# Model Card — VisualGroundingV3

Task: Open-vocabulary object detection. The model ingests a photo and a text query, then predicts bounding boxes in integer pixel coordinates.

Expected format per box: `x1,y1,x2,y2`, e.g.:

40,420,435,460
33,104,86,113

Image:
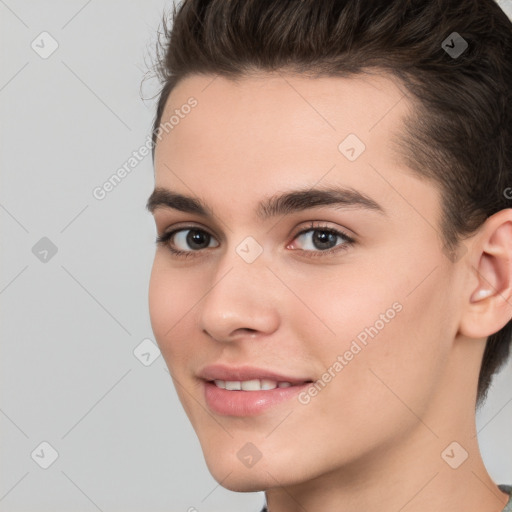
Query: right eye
155,227,219,257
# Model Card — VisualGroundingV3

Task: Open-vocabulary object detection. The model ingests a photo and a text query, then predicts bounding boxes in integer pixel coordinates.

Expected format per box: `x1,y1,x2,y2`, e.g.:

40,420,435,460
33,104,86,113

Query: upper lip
198,364,312,385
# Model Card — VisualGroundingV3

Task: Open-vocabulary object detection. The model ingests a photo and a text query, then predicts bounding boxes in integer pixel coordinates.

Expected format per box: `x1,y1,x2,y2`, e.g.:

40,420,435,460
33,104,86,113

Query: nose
198,251,280,343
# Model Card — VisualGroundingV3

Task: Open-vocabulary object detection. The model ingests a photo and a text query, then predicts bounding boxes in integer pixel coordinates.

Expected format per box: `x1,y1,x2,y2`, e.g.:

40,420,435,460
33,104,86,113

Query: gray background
1,1,512,511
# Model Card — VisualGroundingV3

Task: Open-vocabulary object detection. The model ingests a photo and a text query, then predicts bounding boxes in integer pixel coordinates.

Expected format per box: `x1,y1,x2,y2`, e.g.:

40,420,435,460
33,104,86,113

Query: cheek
283,261,406,357
148,260,173,341
148,256,200,368
291,256,454,410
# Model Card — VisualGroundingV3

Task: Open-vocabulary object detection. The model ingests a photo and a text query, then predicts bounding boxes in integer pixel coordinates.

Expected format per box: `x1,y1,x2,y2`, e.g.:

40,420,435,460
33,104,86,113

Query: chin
217,476,268,493
201,443,320,493
202,457,269,491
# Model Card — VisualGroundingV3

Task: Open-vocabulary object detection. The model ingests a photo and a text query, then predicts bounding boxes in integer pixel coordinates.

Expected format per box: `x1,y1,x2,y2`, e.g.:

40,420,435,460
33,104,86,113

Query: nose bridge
198,236,280,340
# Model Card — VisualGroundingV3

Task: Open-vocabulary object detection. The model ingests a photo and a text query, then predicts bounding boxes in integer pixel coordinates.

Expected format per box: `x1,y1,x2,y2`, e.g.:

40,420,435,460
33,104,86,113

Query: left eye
288,225,355,254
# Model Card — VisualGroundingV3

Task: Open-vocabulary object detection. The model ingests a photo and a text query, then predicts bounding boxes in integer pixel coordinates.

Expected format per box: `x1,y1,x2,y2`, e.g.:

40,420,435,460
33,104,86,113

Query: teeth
261,379,277,390
213,379,294,391
241,379,261,391
225,380,241,390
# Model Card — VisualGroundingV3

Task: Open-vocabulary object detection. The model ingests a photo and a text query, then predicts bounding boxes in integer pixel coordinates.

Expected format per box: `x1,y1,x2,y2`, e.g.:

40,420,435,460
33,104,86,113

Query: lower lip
203,380,312,416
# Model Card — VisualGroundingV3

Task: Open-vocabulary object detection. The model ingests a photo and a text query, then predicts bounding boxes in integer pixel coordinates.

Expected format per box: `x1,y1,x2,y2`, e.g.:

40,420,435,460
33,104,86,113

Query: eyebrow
146,185,386,220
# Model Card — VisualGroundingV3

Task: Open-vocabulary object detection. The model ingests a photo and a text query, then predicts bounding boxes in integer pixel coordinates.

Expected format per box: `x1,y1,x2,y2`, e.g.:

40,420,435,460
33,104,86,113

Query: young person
145,1,512,510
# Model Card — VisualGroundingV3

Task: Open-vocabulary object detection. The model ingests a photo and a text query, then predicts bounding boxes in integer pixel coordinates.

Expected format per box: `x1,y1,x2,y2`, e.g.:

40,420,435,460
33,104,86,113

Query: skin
147,71,512,512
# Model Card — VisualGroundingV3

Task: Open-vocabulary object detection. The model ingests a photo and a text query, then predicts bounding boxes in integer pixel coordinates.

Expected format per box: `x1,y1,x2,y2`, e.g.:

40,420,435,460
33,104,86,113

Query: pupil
313,230,336,249
187,230,210,249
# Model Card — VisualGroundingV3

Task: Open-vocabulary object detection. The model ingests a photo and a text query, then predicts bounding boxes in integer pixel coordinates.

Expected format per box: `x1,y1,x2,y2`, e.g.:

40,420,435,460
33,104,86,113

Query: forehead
155,71,411,169
153,71,434,224
157,71,409,150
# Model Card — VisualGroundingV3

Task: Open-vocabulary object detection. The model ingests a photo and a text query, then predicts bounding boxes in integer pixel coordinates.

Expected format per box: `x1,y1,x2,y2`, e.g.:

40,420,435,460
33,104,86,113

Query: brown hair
150,0,512,407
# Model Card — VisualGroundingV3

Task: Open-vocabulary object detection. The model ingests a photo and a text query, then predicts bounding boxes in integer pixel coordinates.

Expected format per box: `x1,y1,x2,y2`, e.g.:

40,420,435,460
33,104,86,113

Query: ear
458,209,512,339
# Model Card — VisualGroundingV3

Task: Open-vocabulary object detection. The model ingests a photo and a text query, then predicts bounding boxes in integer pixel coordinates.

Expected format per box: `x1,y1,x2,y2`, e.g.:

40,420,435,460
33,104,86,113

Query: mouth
198,363,313,386
198,364,315,416
208,378,313,391
202,378,314,416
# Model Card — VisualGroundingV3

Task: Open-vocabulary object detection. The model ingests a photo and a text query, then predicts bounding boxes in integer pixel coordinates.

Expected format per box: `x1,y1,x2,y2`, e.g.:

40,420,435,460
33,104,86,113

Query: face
147,72,465,491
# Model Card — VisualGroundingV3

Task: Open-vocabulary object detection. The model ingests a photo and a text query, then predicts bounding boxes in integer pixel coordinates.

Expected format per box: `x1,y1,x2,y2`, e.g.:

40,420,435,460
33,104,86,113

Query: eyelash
155,221,356,260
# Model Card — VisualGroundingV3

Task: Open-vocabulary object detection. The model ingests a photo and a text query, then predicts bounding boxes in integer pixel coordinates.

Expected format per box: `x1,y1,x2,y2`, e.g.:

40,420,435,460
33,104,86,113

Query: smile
212,379,295,390
203,380,313,416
